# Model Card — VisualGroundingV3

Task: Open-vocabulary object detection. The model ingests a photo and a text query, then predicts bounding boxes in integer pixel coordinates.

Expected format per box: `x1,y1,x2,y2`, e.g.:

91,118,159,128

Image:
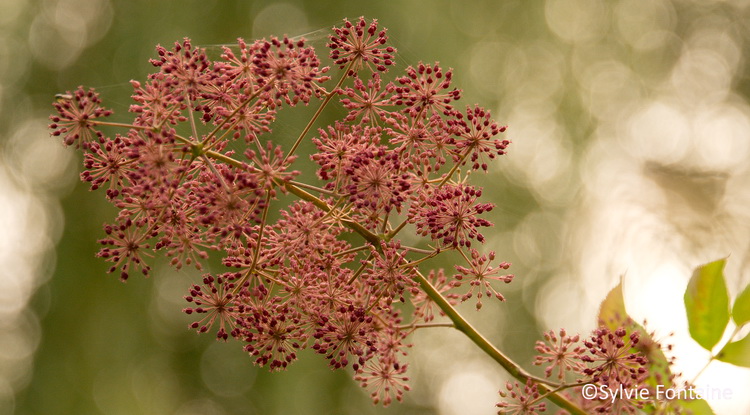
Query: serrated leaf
716,333,750,367
684,259,730,350
732,283,750,326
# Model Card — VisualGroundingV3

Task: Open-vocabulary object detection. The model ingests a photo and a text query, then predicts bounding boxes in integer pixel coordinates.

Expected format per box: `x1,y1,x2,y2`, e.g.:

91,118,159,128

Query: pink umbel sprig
354,357,411,407
363,241,417,303
50,86,112,148
339,73,396,125
97,217,153,281
409,182,495,248
533,329,586,380
451,104,509,171
250,36,330,108
387,112,455,171
312,304,378,371
129,75,187,128
183,272,245,340
344,146,411,227
453,249,513,310
311,122,381,190
150,38,211,101
582,327,648,386
393,61,461,118
80,134,134,199
328,16,395,74
51,17,549,411
240,301,307,371
496,379,547,415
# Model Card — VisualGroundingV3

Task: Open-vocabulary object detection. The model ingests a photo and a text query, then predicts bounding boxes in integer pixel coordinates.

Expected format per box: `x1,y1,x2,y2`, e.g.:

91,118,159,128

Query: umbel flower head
582,327,648,386
51,16,515,407
328,17,395,74
496,379,546,415
49,87,113,148
533,329,585,380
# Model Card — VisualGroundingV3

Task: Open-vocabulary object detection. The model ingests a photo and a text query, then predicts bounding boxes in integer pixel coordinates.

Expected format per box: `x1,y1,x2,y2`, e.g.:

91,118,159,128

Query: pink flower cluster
528,327,653,414
51,17,514,406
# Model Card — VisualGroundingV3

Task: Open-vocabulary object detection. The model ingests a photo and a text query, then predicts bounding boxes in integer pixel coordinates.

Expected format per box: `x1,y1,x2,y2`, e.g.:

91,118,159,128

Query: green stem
284,184,380,246
412,269,587,415
399,322,455,330
284,60,355,163
288,180,340,196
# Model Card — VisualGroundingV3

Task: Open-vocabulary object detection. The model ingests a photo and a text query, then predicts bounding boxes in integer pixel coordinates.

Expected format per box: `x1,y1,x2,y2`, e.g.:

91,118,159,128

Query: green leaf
732,283,750,326
677,396,716,415
716,333,750,367
598,280,675,392
598,280,627,330
684,259,730,350
644,394,715,415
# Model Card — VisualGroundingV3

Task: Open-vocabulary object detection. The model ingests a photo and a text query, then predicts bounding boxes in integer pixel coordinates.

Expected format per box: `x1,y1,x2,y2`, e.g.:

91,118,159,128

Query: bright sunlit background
2,0,750,414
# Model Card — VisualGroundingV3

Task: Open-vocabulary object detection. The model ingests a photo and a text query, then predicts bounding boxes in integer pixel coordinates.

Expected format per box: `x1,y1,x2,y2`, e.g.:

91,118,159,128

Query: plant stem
412,269,587,415
284,60,355,163
399,322,455,330
288,180,340,196
284,184,381,246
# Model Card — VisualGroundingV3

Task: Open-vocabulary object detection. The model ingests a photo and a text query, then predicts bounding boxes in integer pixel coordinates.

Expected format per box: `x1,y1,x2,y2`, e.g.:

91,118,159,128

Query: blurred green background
2,0,750,414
